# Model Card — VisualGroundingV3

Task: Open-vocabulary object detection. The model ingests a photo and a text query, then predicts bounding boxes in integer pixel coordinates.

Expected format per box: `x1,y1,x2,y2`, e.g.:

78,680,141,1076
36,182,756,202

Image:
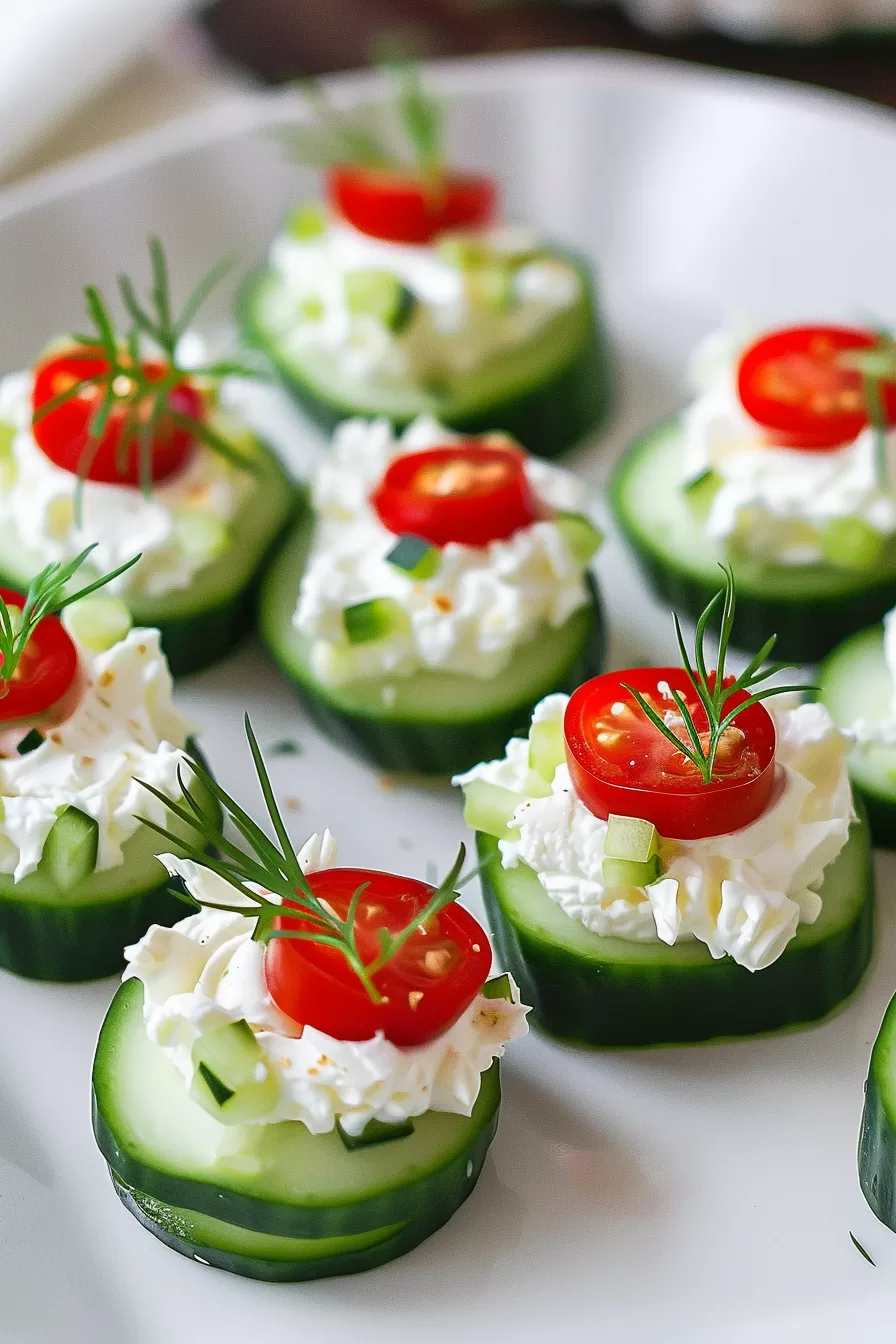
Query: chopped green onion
555,512,603,566
819,516,885,571
386,534,440,580
342,597,407,645
63,596,132,653
286,204,327,241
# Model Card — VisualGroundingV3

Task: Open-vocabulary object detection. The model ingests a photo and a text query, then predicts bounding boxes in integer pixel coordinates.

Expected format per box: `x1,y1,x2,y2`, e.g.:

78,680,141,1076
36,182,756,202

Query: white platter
2,51,896,1344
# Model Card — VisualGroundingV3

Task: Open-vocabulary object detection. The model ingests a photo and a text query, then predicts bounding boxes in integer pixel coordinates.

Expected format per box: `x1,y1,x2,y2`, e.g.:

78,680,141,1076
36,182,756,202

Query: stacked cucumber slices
90,730,527,1281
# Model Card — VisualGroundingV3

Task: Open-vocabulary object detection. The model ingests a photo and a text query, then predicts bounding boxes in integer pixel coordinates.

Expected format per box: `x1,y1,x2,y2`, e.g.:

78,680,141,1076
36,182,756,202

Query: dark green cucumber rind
0,437,298,678
92,979,501,1238
258,501,605,775
817,625,896,850
109,1169,484,1283
860,993,896,1230
237,248,612,461
476,815,874,1048
609,419,896,662
0,738,218,982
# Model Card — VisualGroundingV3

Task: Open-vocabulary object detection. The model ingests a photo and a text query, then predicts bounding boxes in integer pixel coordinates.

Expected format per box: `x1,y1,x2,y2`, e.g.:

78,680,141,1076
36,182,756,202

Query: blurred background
2,0,895,188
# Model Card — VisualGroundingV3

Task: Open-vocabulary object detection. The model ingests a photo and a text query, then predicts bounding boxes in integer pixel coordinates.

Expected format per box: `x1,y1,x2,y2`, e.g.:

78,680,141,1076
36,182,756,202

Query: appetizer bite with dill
0,548,217,981
92,723,527,1282
259,416,604,774
456,570,872,1047
611,324,896,661
240,63,609,459
0,238,295,676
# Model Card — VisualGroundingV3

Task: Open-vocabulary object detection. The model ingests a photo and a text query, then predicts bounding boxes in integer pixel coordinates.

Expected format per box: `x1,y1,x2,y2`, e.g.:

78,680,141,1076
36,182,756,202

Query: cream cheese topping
680,326,896,566
124,835,528,1136
0,627,193,881
267,217,581,385
455,693,854,972
0,370,253,599
294,416,594,685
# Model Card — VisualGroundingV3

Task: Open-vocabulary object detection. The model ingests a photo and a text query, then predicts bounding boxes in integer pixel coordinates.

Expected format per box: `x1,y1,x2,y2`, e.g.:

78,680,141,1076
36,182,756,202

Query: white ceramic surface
1,51,896,1344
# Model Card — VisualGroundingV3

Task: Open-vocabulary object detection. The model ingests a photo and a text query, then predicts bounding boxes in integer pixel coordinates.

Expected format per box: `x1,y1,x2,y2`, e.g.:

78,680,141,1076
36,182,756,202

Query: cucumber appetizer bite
92,727,527,1282
456,570,873,1047
240,64,608,459
0,547,218,981
260,416,605,774
818,607,896,846
0,239,295,677
611,324,896,661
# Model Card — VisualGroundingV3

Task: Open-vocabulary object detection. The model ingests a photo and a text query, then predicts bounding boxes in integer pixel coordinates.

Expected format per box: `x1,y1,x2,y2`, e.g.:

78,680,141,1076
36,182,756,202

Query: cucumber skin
0,739,217,983
609,422,896,663
237,249,612,461
859,992,896,1232
264,575,605,776
109,1168,484,1283
476,824,874,1048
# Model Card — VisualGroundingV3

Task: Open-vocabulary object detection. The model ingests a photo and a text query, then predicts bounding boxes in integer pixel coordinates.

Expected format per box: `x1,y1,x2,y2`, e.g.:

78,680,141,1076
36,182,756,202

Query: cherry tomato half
0,587,84,728
371,440,537,548
32,347,204,485
265,868,491,1046
327,166,497,244
737,325,896,451
563,667,777,840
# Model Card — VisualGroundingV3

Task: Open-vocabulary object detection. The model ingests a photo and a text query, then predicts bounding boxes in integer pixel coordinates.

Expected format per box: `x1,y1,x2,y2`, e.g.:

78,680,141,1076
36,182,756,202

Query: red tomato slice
563,667,777,840
265,868,491,1046
32,347,203,484
327,166,497,244
737,325,896,450
371,441,538,547
0,587,83,727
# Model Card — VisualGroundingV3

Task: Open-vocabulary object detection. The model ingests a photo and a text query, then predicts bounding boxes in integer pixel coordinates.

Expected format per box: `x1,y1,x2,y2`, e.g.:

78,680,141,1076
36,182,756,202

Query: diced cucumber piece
482,972,513,1002
462,779,523,839
468,265,514,313
63,596,132,652
174,514,231,563
342,597,407,646
820,517,885,571
16,729,44,756
0,421,15,487
682,467,723,521
385,534,440,580
528,716,566,782
299,296,325,321
345,271,416,334
190,1019,279,1125
38,805,99,890
336,1117,415,1152
604,814,658,863
602,855,660,889
556,511,603,566
435,235,488,270
286,204,327,241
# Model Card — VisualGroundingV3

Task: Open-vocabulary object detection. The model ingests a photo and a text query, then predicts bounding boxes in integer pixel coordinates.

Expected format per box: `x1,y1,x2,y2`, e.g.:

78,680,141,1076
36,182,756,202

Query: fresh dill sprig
621,566,810,786
136,715,466,1004
0,545,140,695
280,62,443,183
32,237,264,504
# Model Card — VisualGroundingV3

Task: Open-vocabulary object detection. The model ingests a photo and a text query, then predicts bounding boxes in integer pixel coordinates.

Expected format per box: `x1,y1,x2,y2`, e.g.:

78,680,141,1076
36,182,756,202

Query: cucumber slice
63,596,132,652
344,270,416,334
258,500,605,775
476,814,873,1048
817,624,896,847
336,1117,415,1151
859,990,896,1232
38,806,99,891
343,597,408,646
0,434,297,677
609,419,896,661
386,534,440,580
111,1174,463,1283
92,978,501,1240
238,245,611,461
555,512,603,566
0,739,219,982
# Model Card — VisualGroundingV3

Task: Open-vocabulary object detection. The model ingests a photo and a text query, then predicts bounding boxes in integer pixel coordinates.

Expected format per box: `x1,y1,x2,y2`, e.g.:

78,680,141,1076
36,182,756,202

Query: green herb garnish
32,237,263,508
838,332,896,490
137,716,467,1004
621,566,810,786
0,545,139,696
